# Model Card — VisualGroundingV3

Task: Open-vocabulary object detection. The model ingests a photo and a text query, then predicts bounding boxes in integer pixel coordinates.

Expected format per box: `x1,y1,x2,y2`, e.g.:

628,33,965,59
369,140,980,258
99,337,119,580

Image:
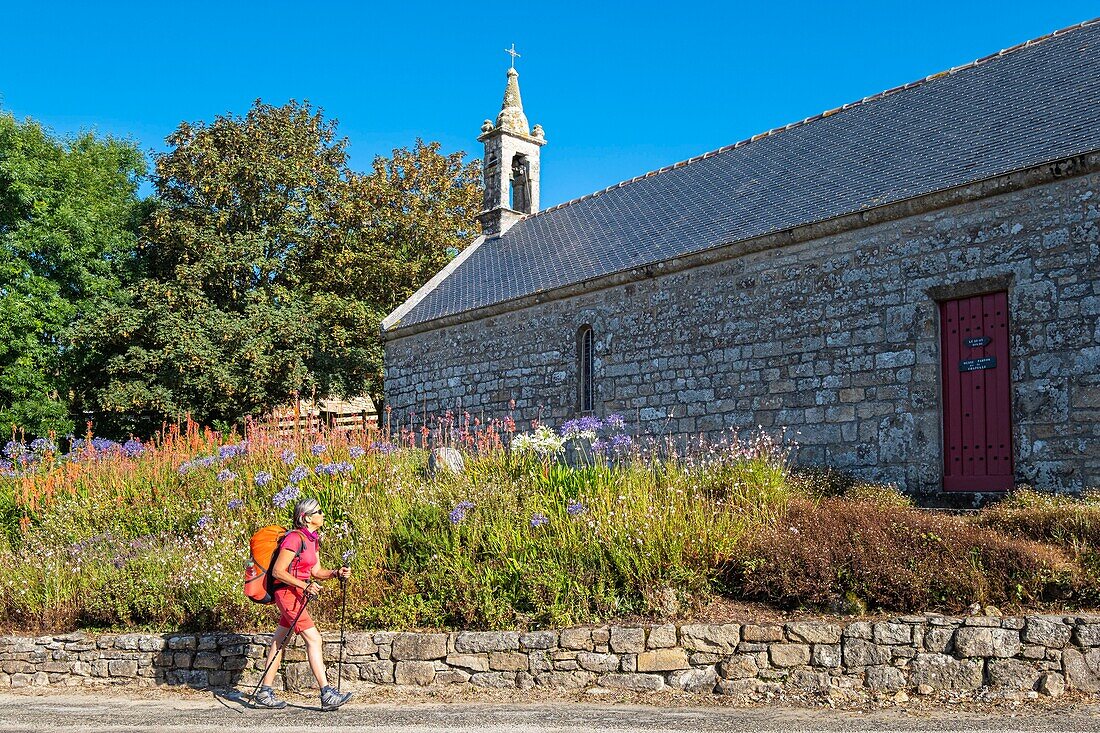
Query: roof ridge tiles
528,17,1099,221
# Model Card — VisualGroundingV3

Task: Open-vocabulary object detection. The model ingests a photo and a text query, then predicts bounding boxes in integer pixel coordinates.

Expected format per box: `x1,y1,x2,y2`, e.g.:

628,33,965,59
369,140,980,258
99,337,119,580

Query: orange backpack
244,526,305,604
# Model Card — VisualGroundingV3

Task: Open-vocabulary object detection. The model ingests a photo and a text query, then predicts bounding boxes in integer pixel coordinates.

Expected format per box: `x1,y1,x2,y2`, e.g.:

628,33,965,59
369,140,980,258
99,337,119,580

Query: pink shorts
273,585,314,633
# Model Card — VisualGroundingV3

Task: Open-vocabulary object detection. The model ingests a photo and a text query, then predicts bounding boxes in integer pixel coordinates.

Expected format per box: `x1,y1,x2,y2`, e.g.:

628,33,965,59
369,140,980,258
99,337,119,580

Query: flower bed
0,418,1097,633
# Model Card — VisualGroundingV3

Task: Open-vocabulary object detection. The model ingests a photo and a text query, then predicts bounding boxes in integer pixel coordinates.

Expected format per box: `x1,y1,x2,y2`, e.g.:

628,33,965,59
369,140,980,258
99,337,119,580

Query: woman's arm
311,563,351,581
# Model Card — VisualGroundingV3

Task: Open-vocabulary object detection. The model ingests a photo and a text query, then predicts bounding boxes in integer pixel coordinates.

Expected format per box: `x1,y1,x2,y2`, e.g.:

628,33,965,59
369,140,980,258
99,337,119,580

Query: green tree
0,113,145,438
83,100,481,434
81,101,341,434
306,140,482,403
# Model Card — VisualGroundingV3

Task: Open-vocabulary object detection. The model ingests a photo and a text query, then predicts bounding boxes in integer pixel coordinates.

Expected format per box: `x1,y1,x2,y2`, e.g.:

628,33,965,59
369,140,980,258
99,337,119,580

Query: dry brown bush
977,490,1100,546
976,490,1100,605
728,498,1074,613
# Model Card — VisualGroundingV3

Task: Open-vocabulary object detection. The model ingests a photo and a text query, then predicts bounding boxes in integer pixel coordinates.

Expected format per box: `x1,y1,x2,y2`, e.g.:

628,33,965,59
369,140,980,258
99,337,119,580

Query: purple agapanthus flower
216,469,237,483
3,441,28,460
91,437,120,453
273,484,300,509
281,449,297,465
30,438,57,454
348,446,366,459
310,444,327,456
611,434,633,450
254,471,273,487
604,414,626,431
218,443,247,460
315,462,354,476
529,513,549,528
578,415,603,433
72,437,120,456
288,466,309,484
449,500,475,525
195,515,213,530
371,441,398,455
566,500,586,516
121,439,145,457
227,498,244,510
177,456,215,475
560,415,604,439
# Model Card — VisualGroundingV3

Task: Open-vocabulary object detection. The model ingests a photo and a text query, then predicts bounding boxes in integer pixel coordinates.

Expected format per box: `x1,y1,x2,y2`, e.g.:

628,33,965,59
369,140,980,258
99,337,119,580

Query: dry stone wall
384,165,1100,494
5,615,1100,699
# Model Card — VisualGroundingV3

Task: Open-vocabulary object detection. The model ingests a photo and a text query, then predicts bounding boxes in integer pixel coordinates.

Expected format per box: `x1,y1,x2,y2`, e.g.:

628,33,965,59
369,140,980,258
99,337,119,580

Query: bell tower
478,46,546,237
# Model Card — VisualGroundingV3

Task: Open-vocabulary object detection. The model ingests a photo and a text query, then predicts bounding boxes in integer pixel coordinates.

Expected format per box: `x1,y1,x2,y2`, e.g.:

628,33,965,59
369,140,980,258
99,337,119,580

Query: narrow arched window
577,325,594,413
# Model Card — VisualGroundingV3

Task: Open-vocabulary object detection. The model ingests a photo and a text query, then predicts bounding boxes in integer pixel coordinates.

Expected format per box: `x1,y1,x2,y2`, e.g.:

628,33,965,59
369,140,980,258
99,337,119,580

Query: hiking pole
250,590,314,704
336,550,354,693
336,575,347,693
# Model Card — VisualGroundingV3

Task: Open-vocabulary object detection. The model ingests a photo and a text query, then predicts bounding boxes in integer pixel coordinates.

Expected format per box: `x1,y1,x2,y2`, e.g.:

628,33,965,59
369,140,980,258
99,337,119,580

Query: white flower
511,425,565,456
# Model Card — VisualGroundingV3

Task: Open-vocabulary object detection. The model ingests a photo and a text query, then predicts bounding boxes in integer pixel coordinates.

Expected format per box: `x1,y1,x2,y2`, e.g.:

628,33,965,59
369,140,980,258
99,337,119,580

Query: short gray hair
292,498,321,529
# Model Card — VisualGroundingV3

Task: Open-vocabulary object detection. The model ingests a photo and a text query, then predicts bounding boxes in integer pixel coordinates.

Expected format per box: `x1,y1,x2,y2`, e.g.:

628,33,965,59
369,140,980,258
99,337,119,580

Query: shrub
844,481,912,508
978,488,1100,545
730,497,1073,613
977,488,1100,605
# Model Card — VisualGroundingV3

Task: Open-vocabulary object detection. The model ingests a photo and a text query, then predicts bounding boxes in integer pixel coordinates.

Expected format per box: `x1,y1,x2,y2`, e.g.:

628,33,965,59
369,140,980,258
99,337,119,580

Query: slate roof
389,20,1100,332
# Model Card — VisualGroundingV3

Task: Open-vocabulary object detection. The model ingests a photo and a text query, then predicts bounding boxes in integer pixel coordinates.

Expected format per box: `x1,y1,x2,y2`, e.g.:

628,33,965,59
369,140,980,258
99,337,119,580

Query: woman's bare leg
300,626,329,689
260,625,291,687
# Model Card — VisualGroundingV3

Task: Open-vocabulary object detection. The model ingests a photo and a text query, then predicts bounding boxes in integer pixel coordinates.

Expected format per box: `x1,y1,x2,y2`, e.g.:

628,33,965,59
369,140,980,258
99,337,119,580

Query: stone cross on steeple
477,54,547,237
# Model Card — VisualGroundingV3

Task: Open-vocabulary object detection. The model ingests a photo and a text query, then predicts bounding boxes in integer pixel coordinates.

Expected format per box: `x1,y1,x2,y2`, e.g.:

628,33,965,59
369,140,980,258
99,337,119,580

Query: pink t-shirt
278,529,318,583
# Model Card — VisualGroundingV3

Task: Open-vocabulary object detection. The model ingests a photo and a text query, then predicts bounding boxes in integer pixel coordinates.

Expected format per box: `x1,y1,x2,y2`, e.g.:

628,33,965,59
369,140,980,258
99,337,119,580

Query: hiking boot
320,685,352,711
254,685,287,709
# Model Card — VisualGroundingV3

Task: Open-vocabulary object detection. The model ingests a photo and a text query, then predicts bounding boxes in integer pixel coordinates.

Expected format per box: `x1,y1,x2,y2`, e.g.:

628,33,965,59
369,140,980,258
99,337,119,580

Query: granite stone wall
5,616,1100,698
384,165,1100,494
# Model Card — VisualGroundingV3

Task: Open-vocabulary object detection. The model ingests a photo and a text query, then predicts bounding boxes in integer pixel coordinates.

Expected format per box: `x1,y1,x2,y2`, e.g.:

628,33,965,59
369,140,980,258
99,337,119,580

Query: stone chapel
383,22,1100,495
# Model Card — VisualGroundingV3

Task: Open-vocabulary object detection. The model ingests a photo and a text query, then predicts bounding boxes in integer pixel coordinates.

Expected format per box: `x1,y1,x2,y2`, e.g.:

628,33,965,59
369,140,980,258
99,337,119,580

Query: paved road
3,692,1100,732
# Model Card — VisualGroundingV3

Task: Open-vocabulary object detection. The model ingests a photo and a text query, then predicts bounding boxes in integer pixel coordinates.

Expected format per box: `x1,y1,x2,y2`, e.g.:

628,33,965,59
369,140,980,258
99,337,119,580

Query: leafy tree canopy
81,100,481,435
0,113,145,438
307,139,482,402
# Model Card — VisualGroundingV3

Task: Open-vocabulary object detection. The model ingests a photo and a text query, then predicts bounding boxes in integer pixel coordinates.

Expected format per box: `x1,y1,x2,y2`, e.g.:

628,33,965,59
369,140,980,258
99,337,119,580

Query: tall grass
0,419,790,632
5,422,1098,633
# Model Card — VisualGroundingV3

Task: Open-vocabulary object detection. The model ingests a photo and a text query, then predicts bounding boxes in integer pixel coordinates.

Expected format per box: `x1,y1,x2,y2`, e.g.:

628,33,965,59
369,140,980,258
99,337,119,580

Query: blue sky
1,1,1096,207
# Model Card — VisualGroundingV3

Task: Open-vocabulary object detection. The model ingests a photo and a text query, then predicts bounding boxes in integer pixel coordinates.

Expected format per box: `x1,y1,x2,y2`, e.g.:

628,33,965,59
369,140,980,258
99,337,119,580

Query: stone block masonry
5,615,1100,698
384,163,1100,494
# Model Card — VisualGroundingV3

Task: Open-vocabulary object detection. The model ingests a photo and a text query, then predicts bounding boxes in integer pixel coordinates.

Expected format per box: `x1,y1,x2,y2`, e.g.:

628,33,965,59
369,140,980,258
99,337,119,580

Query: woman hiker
254,497,353,711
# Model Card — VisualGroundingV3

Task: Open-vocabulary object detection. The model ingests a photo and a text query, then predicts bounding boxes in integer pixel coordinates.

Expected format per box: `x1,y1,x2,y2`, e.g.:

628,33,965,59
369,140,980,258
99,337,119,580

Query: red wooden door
940,292,1013,492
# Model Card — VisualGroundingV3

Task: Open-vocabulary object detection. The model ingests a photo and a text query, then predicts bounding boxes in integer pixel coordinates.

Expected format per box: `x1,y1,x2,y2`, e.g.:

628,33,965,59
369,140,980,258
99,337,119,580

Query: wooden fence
265,397,378,436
